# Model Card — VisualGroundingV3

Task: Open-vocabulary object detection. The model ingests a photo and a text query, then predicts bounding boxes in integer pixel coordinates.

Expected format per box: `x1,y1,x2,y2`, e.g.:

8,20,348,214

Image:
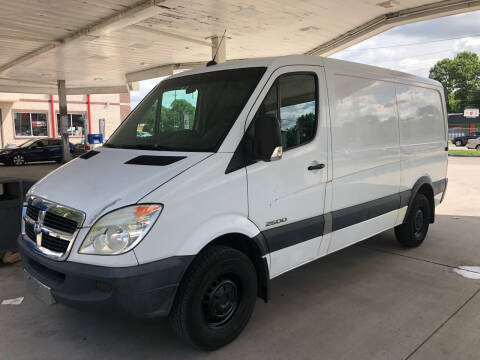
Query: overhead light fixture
232,5,262,17
131,43,151,49
376,0,399,8
88,55,109,60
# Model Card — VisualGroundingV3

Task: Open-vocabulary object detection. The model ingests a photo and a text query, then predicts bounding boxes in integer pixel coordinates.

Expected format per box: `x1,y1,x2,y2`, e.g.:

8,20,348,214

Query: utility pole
57,80,70,163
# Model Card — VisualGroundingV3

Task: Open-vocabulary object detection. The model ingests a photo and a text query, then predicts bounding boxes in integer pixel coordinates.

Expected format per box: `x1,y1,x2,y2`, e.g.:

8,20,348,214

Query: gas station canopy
1,0,479,94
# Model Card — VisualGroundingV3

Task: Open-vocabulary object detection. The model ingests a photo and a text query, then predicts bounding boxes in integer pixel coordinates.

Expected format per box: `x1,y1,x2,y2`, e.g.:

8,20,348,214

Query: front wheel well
203,233,270,302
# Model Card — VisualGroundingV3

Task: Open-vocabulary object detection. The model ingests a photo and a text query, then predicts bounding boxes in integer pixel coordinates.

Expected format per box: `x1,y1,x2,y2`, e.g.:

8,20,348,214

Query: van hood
29,147,211,226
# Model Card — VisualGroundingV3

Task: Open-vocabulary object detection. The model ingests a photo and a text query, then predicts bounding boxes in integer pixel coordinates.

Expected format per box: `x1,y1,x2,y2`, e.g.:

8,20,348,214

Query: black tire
169,246,257,350
12,154,25,166
395,193,431,247
455,140,462,146
476,145,480,151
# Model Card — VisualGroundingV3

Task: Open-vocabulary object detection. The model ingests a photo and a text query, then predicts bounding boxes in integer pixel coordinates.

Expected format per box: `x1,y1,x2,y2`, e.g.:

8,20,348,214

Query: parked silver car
466,137,480,150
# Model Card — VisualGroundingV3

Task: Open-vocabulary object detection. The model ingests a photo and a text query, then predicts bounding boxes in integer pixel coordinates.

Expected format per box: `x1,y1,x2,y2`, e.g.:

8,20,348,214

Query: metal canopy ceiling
0,0,479,94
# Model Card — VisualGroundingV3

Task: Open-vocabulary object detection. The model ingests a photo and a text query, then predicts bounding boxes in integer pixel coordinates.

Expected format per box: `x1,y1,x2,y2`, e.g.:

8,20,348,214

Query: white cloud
331,10,480,78
130,77,165,109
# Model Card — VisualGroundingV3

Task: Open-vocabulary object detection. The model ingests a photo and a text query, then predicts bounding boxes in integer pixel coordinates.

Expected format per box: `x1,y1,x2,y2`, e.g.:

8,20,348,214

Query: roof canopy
1,0,479,94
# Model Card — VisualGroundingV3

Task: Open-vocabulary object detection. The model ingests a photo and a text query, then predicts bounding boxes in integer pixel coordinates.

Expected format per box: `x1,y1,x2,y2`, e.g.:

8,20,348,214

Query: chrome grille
26,205,40,221
25,221,36,240
23,197,85,261
41,233,70,253
25,222,70,253
43,212,77,234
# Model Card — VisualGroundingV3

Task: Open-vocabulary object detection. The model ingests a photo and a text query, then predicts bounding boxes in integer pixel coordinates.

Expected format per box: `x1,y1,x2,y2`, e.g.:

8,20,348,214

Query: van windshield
106,67,266,152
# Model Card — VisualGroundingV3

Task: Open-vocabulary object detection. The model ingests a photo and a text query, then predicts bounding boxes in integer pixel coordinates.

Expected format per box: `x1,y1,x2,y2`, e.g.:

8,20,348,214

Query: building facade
0,93,131,148
448,113,480,140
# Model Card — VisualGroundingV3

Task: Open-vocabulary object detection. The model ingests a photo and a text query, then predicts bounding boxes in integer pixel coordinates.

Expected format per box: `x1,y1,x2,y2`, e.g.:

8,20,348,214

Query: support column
49,94,56,138
57,80,70,163
211,35,226,63
86,94,92,144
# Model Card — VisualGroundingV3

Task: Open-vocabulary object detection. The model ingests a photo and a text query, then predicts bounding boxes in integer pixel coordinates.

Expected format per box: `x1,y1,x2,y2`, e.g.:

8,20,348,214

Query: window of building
14,112,48,137
56,113,85,137
255,73,317,150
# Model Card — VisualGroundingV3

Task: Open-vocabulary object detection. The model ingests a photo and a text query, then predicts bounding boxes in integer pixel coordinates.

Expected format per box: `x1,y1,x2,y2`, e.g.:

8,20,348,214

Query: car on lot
466,137,480,150
452,132,480,146
20,55,448,350
72,139,104,157
0,138,74,165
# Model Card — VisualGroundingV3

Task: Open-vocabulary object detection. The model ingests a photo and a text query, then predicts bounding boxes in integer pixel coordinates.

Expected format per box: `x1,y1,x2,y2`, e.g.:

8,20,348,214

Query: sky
130,10,480,108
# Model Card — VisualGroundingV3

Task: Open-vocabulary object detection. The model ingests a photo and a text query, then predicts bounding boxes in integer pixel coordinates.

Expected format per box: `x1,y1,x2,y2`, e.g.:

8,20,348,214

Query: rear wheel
476,145,480,150
169,246,257,350
455,140,462,146
395,193,431,248
12,154,25,166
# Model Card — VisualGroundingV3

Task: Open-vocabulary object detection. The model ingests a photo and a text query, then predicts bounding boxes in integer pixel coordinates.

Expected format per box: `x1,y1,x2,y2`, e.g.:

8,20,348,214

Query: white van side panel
325,72,400,252
329,209,399,254
396,84,448,191
330,75,401,210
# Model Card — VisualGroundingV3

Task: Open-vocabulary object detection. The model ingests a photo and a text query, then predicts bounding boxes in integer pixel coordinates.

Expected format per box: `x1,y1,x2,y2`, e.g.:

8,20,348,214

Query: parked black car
0,138,74,166
452,132,480,146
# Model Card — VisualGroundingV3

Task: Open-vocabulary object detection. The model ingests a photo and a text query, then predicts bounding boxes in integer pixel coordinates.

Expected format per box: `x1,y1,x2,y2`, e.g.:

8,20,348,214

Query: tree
429,51,480,112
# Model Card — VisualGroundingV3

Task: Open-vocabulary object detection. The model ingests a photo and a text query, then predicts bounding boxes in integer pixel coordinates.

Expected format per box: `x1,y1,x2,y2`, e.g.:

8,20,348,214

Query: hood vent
125,155,186,166
80,150,100,159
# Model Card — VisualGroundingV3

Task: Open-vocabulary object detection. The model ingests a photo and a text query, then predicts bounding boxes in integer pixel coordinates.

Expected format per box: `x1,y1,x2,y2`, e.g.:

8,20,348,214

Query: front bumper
0,153,12,163
18,235,193,318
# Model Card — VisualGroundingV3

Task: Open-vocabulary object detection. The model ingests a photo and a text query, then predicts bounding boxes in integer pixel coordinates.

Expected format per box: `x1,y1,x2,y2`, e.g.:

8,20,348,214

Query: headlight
79,204,162,255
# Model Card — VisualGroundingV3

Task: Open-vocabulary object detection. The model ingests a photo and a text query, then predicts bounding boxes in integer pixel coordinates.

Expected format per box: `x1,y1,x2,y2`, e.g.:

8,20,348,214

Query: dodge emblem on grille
33,221,41,235
34,209,47,247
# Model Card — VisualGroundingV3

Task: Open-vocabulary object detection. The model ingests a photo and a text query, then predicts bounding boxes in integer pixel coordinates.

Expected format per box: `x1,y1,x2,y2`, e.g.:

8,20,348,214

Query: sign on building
464,108,479,118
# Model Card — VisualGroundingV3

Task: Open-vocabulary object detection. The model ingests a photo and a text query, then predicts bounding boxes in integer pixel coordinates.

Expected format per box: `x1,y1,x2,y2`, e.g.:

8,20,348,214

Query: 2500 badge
265,218,287,227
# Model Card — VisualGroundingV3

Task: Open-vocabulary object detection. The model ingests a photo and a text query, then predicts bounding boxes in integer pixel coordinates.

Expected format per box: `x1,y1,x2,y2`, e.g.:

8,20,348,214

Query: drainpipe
49,94,56,138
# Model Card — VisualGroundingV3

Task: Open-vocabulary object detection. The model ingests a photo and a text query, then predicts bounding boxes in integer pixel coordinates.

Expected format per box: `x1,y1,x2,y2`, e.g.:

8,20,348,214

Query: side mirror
252,116,283,162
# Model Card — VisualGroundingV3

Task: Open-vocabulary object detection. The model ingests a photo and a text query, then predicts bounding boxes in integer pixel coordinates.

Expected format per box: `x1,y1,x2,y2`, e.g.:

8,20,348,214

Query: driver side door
27,140,47,161
246,66,329,277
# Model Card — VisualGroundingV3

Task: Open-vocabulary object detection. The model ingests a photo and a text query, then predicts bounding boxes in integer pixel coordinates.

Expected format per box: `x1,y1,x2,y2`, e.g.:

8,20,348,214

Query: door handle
308,163,325,171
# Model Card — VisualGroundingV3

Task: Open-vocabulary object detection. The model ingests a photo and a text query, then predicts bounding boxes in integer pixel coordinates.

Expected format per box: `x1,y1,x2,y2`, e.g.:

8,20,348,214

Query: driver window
254,73,317,151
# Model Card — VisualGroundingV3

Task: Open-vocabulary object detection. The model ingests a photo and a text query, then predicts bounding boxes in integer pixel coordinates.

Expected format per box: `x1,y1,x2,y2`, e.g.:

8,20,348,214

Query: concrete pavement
1,157,480,360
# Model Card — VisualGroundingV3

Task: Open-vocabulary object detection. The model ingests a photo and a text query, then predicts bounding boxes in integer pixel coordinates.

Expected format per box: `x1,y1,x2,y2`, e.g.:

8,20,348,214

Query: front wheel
455,140,463,146
169,246,257,350
12,154,25,166
395,193,431,248
476,145,480,150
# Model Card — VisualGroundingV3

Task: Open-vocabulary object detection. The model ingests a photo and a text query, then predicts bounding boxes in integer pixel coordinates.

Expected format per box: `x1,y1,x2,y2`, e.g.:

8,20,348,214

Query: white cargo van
20,55,448,350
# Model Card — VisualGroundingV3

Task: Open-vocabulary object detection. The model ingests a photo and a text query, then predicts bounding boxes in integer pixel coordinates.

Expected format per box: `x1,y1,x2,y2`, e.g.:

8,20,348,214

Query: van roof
170,54,441,88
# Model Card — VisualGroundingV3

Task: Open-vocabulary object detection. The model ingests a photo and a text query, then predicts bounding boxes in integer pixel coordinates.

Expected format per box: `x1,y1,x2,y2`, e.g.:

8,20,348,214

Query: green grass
448,149,480,156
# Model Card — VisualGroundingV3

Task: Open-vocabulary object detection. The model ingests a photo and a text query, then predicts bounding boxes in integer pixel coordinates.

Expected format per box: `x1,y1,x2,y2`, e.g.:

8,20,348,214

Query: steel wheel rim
414,208,424,234
202,275,240,327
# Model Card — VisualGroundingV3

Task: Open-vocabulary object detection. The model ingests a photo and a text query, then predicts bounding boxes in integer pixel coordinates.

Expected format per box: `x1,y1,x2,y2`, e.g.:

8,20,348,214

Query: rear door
45,139,62,160
27,140,47,161
246,66,329,277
